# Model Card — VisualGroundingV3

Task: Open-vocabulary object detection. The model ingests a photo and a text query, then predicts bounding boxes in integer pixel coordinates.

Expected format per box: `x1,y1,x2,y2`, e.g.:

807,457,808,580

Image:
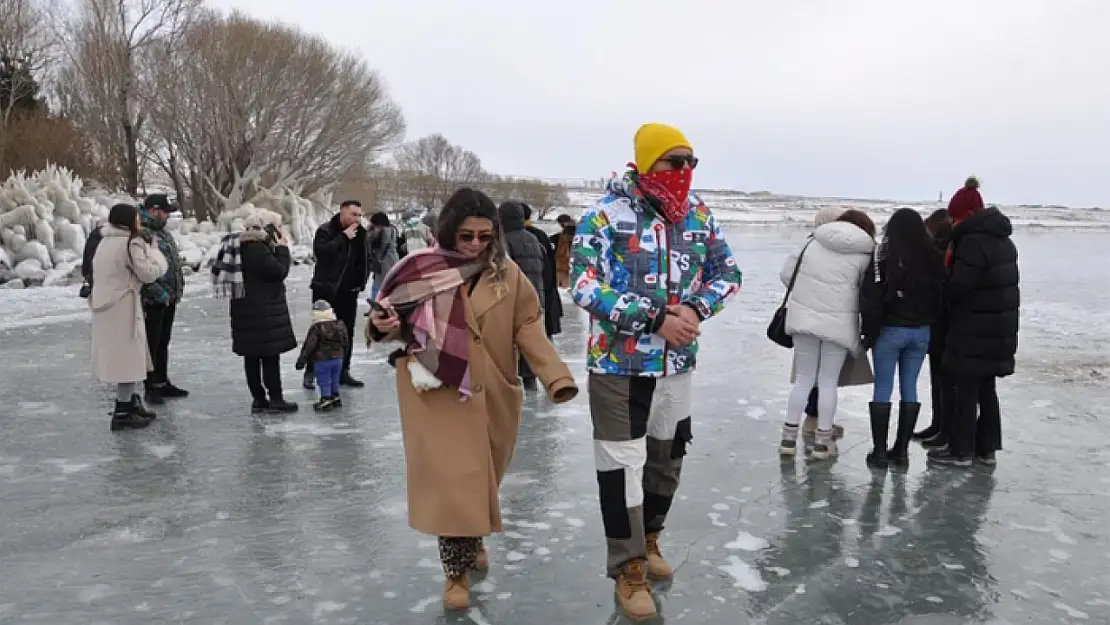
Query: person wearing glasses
570,123,743,620
367,188,578,611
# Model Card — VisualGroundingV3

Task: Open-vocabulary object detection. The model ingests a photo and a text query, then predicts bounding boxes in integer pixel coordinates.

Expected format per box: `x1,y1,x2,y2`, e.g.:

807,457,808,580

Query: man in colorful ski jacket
570,123,742,620
138,194,188,404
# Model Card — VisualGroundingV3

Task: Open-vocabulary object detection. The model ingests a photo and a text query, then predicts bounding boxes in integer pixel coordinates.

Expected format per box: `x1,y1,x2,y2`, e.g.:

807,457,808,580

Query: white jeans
787,334,849,432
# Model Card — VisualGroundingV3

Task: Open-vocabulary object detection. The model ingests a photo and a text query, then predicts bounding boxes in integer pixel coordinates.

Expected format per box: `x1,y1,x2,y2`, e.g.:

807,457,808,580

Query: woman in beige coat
369,188,578,611
89,203,169,431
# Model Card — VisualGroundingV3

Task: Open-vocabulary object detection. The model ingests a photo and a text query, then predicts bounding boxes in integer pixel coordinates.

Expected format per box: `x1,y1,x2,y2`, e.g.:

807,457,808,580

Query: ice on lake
0,226,1107,623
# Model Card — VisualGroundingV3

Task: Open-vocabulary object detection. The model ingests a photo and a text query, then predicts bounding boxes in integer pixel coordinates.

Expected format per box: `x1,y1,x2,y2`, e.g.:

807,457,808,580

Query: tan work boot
615,559,657,621
443,573,470,610
473,542,489,571
803,415,844,439
645,532,674,580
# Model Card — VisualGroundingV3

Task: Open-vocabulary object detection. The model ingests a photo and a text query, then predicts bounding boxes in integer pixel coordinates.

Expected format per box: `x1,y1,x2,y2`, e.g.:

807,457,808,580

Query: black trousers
928,350,956,436
143,302,177,384
244,355,283,400
950,375,1002,457
308,287,359,375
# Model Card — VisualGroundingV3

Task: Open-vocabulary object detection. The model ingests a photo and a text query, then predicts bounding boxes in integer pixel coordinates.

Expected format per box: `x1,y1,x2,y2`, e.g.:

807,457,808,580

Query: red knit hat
947,176,984,222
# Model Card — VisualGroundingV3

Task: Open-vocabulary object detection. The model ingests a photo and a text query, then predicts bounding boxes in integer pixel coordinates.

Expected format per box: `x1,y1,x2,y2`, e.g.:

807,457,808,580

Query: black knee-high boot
866,402,892,469
888,402,922,465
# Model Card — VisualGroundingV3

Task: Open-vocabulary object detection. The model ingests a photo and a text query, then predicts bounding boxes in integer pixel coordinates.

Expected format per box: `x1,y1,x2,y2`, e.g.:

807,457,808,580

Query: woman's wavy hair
436,187,507,282
877,207,944,304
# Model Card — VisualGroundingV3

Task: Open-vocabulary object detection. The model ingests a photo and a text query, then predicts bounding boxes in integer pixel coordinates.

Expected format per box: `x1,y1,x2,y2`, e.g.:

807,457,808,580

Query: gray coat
369,225,400,278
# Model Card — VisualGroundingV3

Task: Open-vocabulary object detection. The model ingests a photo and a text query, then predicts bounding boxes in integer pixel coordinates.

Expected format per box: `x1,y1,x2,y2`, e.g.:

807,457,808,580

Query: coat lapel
466,271,506,332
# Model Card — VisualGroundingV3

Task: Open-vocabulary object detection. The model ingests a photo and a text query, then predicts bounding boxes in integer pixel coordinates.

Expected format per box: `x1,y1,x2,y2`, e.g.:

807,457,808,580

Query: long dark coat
943,207,1020,378
230,230,298,357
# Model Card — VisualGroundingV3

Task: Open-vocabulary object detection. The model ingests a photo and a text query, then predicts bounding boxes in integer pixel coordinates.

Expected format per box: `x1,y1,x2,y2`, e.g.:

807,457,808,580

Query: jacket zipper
655,221,671,377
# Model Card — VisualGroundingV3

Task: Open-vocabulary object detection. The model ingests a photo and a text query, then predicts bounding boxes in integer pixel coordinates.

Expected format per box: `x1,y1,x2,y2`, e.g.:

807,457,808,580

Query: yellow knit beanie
634,123,692,173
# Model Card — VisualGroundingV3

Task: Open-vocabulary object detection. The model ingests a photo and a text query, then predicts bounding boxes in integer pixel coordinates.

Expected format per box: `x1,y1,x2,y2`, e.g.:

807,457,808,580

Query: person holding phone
306,200,371,389
367,188,578,611
213,212,299,414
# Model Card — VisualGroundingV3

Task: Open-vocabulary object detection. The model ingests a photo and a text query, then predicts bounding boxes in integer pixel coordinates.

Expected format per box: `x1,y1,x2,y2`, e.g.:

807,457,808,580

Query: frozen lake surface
1,226,1108,624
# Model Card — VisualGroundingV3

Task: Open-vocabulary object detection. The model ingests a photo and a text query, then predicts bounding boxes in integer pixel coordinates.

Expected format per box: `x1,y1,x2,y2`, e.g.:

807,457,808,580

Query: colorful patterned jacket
570,173,742,377
139,209,184,306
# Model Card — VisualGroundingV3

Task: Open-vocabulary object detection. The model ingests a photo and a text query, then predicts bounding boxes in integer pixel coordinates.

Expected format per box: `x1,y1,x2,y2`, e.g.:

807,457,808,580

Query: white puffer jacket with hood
781,221,875,354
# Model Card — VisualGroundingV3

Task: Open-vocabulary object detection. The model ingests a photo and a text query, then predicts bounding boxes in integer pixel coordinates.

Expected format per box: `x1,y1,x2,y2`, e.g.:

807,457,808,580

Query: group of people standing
81,121,1018,621
775,176,1020,470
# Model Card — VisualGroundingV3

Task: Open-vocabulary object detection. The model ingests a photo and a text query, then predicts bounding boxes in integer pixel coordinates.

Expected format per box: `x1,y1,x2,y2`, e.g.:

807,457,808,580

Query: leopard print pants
438,537,481,579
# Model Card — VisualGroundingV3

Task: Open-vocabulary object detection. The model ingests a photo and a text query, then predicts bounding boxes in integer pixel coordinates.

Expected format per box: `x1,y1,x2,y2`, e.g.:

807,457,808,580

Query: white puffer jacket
781,221,875,353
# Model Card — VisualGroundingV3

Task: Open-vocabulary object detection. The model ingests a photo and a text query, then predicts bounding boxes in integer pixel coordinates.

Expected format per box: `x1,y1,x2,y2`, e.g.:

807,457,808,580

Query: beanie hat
143,193,172,212
814,206,846,228
633,123,692,173
312,299,335,323
947,176,984,222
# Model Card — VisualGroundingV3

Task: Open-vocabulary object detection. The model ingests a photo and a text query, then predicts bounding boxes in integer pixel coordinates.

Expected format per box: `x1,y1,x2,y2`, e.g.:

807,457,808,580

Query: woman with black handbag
775,210,876,460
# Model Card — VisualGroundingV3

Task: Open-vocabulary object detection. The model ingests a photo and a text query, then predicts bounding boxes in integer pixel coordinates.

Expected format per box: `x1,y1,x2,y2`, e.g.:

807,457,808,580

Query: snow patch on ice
565,517,585,528
712,503,730,511
725,531,769,551
145,445,175,459
1052,602,1089,619
467,608,494,625
746,407,766,420
809,500,829,509
845,557,860,568
718,556,767,592
312,601,345,619
926,596,943,604
506,550,527,562
708,512,727,527
1049,549,1071,561
410,596,439,613
875,525,902,537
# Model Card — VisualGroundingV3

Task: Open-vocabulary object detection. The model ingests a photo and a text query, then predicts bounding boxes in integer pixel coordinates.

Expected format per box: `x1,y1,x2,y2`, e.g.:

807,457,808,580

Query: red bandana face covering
636,166,693,224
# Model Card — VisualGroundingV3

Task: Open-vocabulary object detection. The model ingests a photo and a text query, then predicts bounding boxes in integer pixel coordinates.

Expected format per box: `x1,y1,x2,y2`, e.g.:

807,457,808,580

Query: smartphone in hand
369,300,393,318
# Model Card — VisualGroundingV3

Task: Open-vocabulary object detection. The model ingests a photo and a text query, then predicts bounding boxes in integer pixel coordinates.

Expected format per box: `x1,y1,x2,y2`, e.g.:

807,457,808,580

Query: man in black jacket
498,201,548,390
519,203,563,338
929,203,1019,468
306,200,370,389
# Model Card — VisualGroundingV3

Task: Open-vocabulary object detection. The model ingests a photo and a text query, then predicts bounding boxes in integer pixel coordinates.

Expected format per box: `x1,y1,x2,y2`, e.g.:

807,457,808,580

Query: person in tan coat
369,187,578,612
89,203,169,431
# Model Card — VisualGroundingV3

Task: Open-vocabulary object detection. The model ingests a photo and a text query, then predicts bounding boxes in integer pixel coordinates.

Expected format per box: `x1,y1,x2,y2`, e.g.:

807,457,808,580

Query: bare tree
0,0,58,171
56,0,198,194
393,133,485,210
144,10,405,219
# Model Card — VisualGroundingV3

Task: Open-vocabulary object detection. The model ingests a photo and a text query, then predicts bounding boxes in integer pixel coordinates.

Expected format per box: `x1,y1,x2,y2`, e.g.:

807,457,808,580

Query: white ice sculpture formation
0,166,328,288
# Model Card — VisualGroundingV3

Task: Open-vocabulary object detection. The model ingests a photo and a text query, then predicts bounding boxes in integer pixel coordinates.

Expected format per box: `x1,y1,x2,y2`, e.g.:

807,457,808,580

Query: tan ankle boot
443,573,470,610
615,560,657,621
803,416,844,439
473,542,489,571
645,532,674,580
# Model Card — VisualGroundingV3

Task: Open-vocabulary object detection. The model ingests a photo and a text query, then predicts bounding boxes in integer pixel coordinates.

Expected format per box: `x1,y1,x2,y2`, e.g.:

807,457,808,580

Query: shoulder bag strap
780,237,815,307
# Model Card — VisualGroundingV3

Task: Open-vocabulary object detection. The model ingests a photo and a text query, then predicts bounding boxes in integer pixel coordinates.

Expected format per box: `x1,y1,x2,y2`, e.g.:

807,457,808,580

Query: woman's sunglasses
458,231,494,243
661,155,699,170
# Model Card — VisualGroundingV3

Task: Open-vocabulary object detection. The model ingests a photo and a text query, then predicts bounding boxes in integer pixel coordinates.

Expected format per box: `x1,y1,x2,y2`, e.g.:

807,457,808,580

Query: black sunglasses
458,231,494,243
661,155,698,170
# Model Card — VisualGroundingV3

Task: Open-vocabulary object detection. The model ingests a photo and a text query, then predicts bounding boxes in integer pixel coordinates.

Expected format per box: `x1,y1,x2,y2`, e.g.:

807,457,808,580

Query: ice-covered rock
0,278,25,289
1,166,326,289
42,268,73,287
13,259,45,283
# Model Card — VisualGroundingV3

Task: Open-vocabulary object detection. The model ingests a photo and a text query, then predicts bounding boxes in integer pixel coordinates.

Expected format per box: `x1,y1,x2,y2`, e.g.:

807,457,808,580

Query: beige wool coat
373,259,578,537
89,226,169,383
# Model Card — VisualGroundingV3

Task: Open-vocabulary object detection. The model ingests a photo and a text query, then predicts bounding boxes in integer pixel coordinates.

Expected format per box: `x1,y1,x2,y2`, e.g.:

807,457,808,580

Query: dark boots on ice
866,402,892,469
111,401,152,431
887,402,922,466
131,394,157,420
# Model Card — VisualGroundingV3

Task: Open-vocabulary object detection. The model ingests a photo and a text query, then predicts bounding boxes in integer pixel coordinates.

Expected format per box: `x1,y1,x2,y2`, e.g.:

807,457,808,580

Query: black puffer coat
943,207,1020,377
498,202,546,309
230,230,298,357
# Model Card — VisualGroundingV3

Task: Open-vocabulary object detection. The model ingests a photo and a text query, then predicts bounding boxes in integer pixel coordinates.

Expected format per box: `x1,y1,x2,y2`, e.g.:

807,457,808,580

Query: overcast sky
209,0,1108,207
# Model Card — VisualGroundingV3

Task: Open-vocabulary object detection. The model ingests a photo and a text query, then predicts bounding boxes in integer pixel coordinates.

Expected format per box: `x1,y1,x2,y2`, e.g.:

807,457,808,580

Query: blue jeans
872,326,931,403
314,358,343,398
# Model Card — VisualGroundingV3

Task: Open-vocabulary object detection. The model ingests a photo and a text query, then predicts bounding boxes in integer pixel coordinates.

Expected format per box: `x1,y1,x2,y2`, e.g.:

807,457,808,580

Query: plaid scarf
210,232,246,300
378,248,484,398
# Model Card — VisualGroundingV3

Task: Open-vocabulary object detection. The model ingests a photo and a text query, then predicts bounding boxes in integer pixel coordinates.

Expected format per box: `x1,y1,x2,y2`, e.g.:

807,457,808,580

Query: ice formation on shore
0,167,326,289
